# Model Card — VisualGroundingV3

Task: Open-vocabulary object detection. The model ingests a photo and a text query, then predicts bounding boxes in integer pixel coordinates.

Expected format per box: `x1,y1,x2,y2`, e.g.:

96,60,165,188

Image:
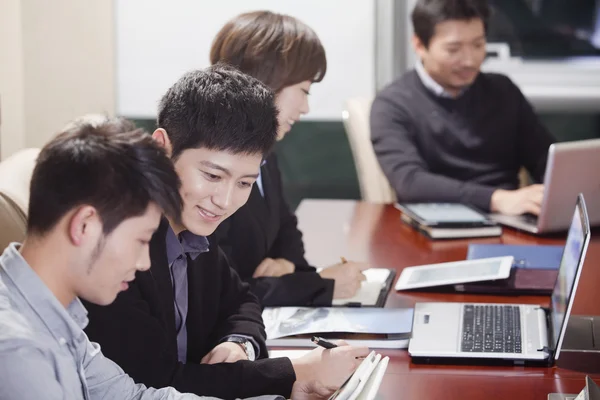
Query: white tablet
395,256,514,291
355,356,389,400
329,351,379,400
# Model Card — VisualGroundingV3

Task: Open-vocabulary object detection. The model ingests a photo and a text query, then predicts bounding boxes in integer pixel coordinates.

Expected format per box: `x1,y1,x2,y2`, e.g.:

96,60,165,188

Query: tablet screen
404,203,487,223
395,256,513,290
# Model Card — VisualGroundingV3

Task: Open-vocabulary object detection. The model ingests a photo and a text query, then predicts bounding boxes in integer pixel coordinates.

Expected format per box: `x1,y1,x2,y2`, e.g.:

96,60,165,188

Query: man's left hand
253,257,295,278
200,342,247,364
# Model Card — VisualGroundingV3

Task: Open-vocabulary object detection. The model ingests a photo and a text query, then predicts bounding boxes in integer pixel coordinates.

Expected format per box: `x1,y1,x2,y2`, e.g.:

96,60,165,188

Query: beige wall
0,0,115,158
0,0,26,159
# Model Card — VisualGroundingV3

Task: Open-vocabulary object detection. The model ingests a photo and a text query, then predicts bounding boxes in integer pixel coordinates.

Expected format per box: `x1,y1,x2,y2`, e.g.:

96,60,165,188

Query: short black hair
412,0,491,48
157,64,278,161
27,117,183,237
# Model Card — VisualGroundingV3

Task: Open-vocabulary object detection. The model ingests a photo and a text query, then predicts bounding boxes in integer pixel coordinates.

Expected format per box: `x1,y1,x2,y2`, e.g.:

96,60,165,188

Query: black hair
27,117,183,236
157,64,279,161
412,0,491,47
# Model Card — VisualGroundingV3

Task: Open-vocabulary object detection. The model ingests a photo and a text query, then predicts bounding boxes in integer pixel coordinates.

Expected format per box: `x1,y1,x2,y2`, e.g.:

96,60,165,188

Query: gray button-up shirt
0,243,281,400
165,228,259,363
165,227,210,363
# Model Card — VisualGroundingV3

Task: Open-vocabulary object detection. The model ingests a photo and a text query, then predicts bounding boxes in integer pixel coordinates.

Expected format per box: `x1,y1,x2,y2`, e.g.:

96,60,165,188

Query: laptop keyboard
461,305,522,353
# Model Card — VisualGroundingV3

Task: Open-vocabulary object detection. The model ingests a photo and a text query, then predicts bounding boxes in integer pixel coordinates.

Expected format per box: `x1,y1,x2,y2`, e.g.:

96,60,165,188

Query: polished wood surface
295,199,600,399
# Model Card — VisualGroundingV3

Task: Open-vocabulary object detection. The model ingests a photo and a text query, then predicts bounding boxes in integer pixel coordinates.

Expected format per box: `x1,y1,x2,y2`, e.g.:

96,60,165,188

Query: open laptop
409,194,591,365
491,139,600,234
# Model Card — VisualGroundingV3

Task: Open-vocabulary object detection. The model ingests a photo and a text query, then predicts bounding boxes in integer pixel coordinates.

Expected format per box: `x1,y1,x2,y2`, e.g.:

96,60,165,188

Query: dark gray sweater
370,70,555,211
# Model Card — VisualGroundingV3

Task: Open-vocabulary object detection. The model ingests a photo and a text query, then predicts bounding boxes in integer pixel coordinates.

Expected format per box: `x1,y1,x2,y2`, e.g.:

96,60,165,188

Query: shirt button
58,338,67,345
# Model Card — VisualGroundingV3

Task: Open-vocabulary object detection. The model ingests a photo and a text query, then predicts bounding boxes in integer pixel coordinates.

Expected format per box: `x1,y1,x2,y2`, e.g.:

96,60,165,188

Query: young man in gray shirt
0,117,313,400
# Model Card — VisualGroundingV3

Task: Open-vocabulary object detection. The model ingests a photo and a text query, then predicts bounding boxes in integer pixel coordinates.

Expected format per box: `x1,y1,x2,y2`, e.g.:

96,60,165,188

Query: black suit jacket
83,218,296,399
215,153,334,307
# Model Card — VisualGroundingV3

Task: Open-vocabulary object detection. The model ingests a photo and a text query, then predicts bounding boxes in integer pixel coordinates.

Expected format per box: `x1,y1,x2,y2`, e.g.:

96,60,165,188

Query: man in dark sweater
371,0,555,215
83,66,368,399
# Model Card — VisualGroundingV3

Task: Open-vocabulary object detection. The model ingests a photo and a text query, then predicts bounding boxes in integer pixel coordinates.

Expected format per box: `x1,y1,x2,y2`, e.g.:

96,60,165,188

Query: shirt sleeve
84,338,285,400
220,334,260,359
82,339,207,399
0,340,69,400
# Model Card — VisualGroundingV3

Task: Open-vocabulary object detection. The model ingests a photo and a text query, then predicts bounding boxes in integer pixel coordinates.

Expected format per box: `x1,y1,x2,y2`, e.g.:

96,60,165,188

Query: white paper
263,307,413,339
268,349,311,360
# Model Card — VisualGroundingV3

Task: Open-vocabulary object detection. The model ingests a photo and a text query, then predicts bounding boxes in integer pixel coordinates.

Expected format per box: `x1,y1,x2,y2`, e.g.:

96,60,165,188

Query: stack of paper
263,306,413,349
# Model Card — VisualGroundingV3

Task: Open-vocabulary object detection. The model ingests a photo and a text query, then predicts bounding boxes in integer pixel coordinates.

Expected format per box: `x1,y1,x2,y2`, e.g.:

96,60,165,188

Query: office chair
342,97,396,204
0,148,40,250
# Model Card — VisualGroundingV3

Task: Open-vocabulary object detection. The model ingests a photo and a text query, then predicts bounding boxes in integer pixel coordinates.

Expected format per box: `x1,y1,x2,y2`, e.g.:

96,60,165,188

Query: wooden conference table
293,199,600,400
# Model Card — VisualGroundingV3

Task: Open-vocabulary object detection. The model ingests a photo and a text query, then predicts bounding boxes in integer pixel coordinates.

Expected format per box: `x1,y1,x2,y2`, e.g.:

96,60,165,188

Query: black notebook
395,203,502,239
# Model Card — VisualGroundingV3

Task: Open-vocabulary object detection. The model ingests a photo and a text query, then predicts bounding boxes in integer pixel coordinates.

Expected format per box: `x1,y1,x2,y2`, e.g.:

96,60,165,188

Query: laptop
409,194,591,365
490,139,600,234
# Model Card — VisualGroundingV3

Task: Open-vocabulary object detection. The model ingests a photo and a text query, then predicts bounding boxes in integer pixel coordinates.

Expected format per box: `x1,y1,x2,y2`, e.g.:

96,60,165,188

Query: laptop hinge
537,306,555,364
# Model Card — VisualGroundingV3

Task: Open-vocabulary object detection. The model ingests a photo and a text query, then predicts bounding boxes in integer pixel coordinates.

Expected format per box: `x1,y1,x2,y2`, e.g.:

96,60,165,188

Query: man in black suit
83,65,368,400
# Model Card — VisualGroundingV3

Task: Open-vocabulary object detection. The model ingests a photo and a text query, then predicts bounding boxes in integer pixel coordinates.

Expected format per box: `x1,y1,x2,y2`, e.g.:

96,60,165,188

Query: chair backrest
342,97,396,203
0,148,40,250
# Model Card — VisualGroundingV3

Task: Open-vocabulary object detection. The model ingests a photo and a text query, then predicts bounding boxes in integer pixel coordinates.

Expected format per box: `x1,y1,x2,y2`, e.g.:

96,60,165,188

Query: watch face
244,342,256,361
228,337,255,361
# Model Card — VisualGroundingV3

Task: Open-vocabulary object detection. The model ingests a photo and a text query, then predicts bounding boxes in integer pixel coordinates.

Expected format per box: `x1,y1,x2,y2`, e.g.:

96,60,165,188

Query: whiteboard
115,0,375,120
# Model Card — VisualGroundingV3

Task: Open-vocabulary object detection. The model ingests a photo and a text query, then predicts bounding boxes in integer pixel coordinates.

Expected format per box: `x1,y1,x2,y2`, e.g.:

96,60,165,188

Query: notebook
467,244,564,269
396,203,502,239
263,307,413,349
332,268,396,307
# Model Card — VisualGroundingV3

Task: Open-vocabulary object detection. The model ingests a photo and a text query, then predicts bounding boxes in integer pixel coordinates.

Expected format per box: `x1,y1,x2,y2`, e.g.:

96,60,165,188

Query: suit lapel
149,218,178,341
258,159,281,245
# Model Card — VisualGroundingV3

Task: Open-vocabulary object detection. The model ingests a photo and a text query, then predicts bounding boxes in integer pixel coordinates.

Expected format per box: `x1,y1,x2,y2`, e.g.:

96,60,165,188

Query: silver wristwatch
226,337,256,361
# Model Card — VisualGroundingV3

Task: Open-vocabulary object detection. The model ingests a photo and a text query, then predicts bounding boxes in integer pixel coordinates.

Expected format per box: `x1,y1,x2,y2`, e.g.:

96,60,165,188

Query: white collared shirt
414,60,467,98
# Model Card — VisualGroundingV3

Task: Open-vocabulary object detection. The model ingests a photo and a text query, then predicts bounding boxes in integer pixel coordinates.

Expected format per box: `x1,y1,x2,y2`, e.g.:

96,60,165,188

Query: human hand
200,342,247,364
253,257,295,278
290,341,369,390
290,379,333,400
319,261,368,299
490,184,544,216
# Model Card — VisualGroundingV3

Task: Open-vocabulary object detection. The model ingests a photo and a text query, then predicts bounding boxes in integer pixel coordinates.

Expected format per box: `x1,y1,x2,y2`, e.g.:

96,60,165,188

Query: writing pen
311,336,338,349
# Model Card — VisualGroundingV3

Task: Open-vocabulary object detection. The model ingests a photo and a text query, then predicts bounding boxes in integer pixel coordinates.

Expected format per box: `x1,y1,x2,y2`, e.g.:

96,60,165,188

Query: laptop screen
550,195,591,357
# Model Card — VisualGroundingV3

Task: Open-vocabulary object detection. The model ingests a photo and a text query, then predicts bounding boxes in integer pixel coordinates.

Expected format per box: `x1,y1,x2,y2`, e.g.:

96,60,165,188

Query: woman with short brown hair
212,10,368,307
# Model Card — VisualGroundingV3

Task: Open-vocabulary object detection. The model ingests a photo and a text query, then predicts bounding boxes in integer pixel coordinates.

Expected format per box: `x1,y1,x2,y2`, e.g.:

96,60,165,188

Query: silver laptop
409,194,591,364
491,139,600,234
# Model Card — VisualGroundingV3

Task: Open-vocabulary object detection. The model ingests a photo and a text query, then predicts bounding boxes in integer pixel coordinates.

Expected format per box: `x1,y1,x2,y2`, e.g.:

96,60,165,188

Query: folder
467,244,564,270
460,244,565,295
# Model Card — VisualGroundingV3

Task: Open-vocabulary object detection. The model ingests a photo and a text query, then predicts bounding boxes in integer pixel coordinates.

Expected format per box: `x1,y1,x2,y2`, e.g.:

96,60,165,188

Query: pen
340,256,348,264
311,336,338,349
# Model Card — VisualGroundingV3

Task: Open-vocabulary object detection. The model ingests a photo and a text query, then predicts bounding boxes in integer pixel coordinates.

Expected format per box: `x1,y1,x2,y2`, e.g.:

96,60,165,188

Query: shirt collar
165,225,210,266
415,60,464,98
0,243,89,343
